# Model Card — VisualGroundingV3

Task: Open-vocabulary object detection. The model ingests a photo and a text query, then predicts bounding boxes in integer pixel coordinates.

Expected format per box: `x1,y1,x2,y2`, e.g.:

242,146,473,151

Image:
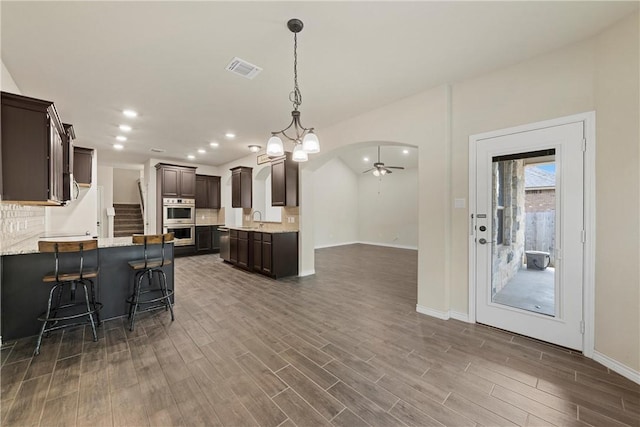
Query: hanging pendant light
268,18,320,162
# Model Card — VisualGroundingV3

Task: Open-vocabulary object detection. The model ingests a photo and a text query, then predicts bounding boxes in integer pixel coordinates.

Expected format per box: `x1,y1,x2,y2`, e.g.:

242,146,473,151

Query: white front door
473,122,585,350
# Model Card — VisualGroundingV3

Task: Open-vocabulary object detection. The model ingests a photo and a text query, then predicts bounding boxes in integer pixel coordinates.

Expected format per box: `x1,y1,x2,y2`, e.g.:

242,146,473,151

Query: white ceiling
2,1,636,170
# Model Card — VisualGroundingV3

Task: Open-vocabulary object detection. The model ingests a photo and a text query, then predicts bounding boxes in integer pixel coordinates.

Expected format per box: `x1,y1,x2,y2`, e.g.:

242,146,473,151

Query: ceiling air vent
226,57,262,80
150,148,165,153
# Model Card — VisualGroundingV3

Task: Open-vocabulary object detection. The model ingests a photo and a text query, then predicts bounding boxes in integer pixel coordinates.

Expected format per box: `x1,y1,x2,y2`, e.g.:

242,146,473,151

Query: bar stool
126,233,174,331
35,239,102,356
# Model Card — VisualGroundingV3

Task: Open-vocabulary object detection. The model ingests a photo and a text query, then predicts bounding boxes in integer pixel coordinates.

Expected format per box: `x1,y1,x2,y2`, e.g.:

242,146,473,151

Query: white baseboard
315,241,418,250
416,304,450,320
298,269,316,277
593,350,640,385
358,241,418,250
314,241,360,250
450,311,471,323
415,305,472,323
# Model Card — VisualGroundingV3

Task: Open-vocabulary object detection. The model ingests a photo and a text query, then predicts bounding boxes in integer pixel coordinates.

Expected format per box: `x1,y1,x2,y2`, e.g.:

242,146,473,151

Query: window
496,162,505,245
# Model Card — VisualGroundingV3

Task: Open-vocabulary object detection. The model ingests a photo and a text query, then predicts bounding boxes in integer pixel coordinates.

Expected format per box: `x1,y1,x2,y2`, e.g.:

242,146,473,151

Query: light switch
454,198,466,209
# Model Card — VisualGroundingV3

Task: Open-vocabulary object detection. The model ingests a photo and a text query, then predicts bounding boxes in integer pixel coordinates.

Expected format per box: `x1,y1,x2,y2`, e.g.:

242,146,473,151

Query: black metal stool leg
35,284,59,356
129,272,145,331
82,282,98,342
89,278,101,326
159,269,175,321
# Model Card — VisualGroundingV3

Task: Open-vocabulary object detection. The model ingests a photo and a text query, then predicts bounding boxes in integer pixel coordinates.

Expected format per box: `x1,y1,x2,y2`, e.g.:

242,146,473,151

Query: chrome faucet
252,210,263,227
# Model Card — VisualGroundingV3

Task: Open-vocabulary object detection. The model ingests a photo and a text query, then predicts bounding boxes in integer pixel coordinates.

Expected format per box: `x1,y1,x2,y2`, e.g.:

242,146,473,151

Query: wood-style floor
1,244,638,426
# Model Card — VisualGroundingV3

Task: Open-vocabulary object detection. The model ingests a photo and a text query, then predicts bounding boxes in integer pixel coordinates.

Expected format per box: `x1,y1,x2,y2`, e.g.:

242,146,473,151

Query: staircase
113,204,144,237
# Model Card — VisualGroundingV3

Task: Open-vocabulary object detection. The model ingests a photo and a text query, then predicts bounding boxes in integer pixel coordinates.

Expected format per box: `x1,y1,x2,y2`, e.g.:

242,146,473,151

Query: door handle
478,238,495,245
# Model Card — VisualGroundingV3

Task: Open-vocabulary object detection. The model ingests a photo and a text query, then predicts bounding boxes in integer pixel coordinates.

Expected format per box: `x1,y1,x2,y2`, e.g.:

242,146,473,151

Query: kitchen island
1,237,174,341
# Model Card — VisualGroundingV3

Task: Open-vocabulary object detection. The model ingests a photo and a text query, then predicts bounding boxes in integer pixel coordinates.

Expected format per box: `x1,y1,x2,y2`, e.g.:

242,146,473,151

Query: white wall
113,168,142,204
313,158,359,248
97,165,114,238
46,151,98,237
358,168,418,249
1,61,21,93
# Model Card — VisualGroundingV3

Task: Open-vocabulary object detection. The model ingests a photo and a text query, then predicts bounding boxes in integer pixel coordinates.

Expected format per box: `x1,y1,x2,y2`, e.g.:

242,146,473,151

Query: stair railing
137,179,145,217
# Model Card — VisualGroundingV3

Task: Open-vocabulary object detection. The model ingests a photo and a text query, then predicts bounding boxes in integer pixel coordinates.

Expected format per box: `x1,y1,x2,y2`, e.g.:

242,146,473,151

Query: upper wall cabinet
271,152,298,207
231,166,252,208
73,146,93,187
62,123,76,200
1,91,67,205
195,174,221,209
156,163,197,199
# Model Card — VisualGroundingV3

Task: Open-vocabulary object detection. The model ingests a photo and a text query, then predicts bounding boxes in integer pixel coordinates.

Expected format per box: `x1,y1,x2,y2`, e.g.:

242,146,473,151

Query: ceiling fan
363,146,405,176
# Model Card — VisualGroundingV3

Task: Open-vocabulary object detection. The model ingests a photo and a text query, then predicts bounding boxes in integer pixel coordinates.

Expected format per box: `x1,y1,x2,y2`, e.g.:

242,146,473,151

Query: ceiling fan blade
362,168,375,173
387,166,405,170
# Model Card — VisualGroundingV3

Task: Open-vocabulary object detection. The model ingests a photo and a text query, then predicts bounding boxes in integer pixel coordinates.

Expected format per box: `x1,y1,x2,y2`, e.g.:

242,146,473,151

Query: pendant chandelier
266,18,319,162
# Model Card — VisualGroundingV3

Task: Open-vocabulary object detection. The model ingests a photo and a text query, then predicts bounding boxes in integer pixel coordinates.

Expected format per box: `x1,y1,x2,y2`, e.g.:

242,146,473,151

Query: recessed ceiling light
210,142,219,147
122,109,138,118
119,124,132,132
116,135,127,142
187,155,195,160
225,132,235,138
248,145,261,153
363,157,369,162
402,149,409,154
113,144,124,150
198,149,206,154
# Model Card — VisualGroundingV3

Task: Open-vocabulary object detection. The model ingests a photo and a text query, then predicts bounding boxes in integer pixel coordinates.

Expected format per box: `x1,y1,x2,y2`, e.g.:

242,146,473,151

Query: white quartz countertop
1,236,155,256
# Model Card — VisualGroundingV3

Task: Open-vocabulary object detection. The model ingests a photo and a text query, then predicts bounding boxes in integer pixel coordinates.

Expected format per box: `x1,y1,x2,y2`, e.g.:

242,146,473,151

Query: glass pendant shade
302,131,320,153
373,169,380,177
380,169,387,175
266,135,284,156
292,144,308,162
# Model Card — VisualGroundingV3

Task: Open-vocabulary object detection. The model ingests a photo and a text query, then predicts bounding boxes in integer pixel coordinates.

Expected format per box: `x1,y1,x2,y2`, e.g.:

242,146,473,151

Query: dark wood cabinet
62,123,76,201
230,229,238,264
195,174,221,209
195,225,221,254
73,146,93,187
180,168,196,198
231,166,252,208
237,230,251,269
196,226,213,252
251,231,297,278
156,163,197,199
271,153,298,207
1,91,67,205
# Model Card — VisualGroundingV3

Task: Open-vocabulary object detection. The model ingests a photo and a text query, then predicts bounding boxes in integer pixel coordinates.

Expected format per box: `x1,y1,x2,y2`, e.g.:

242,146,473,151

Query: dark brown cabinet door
271,153,298,207
271,158,286,206
196,175,221,209
237,233,249,269
180,169,196,198
161,168,180,197
253,233,262,271
210,176,221,209
262,241,272,275
1,92,67,205
73,147,93,186
195,175,208,208
196,226,213,252
230,231,238,264
231,167,252,208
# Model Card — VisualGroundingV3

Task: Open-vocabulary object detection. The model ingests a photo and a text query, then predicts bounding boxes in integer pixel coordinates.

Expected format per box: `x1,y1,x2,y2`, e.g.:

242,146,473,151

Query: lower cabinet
195,226,221,254
228,229,297,278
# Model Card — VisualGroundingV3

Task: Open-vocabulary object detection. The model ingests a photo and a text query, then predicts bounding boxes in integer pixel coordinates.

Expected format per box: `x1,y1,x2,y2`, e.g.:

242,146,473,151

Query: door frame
468,111,596,357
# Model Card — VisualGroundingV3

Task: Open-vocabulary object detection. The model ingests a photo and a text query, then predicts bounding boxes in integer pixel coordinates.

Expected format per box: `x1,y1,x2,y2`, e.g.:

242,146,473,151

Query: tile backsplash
0,203,45,255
